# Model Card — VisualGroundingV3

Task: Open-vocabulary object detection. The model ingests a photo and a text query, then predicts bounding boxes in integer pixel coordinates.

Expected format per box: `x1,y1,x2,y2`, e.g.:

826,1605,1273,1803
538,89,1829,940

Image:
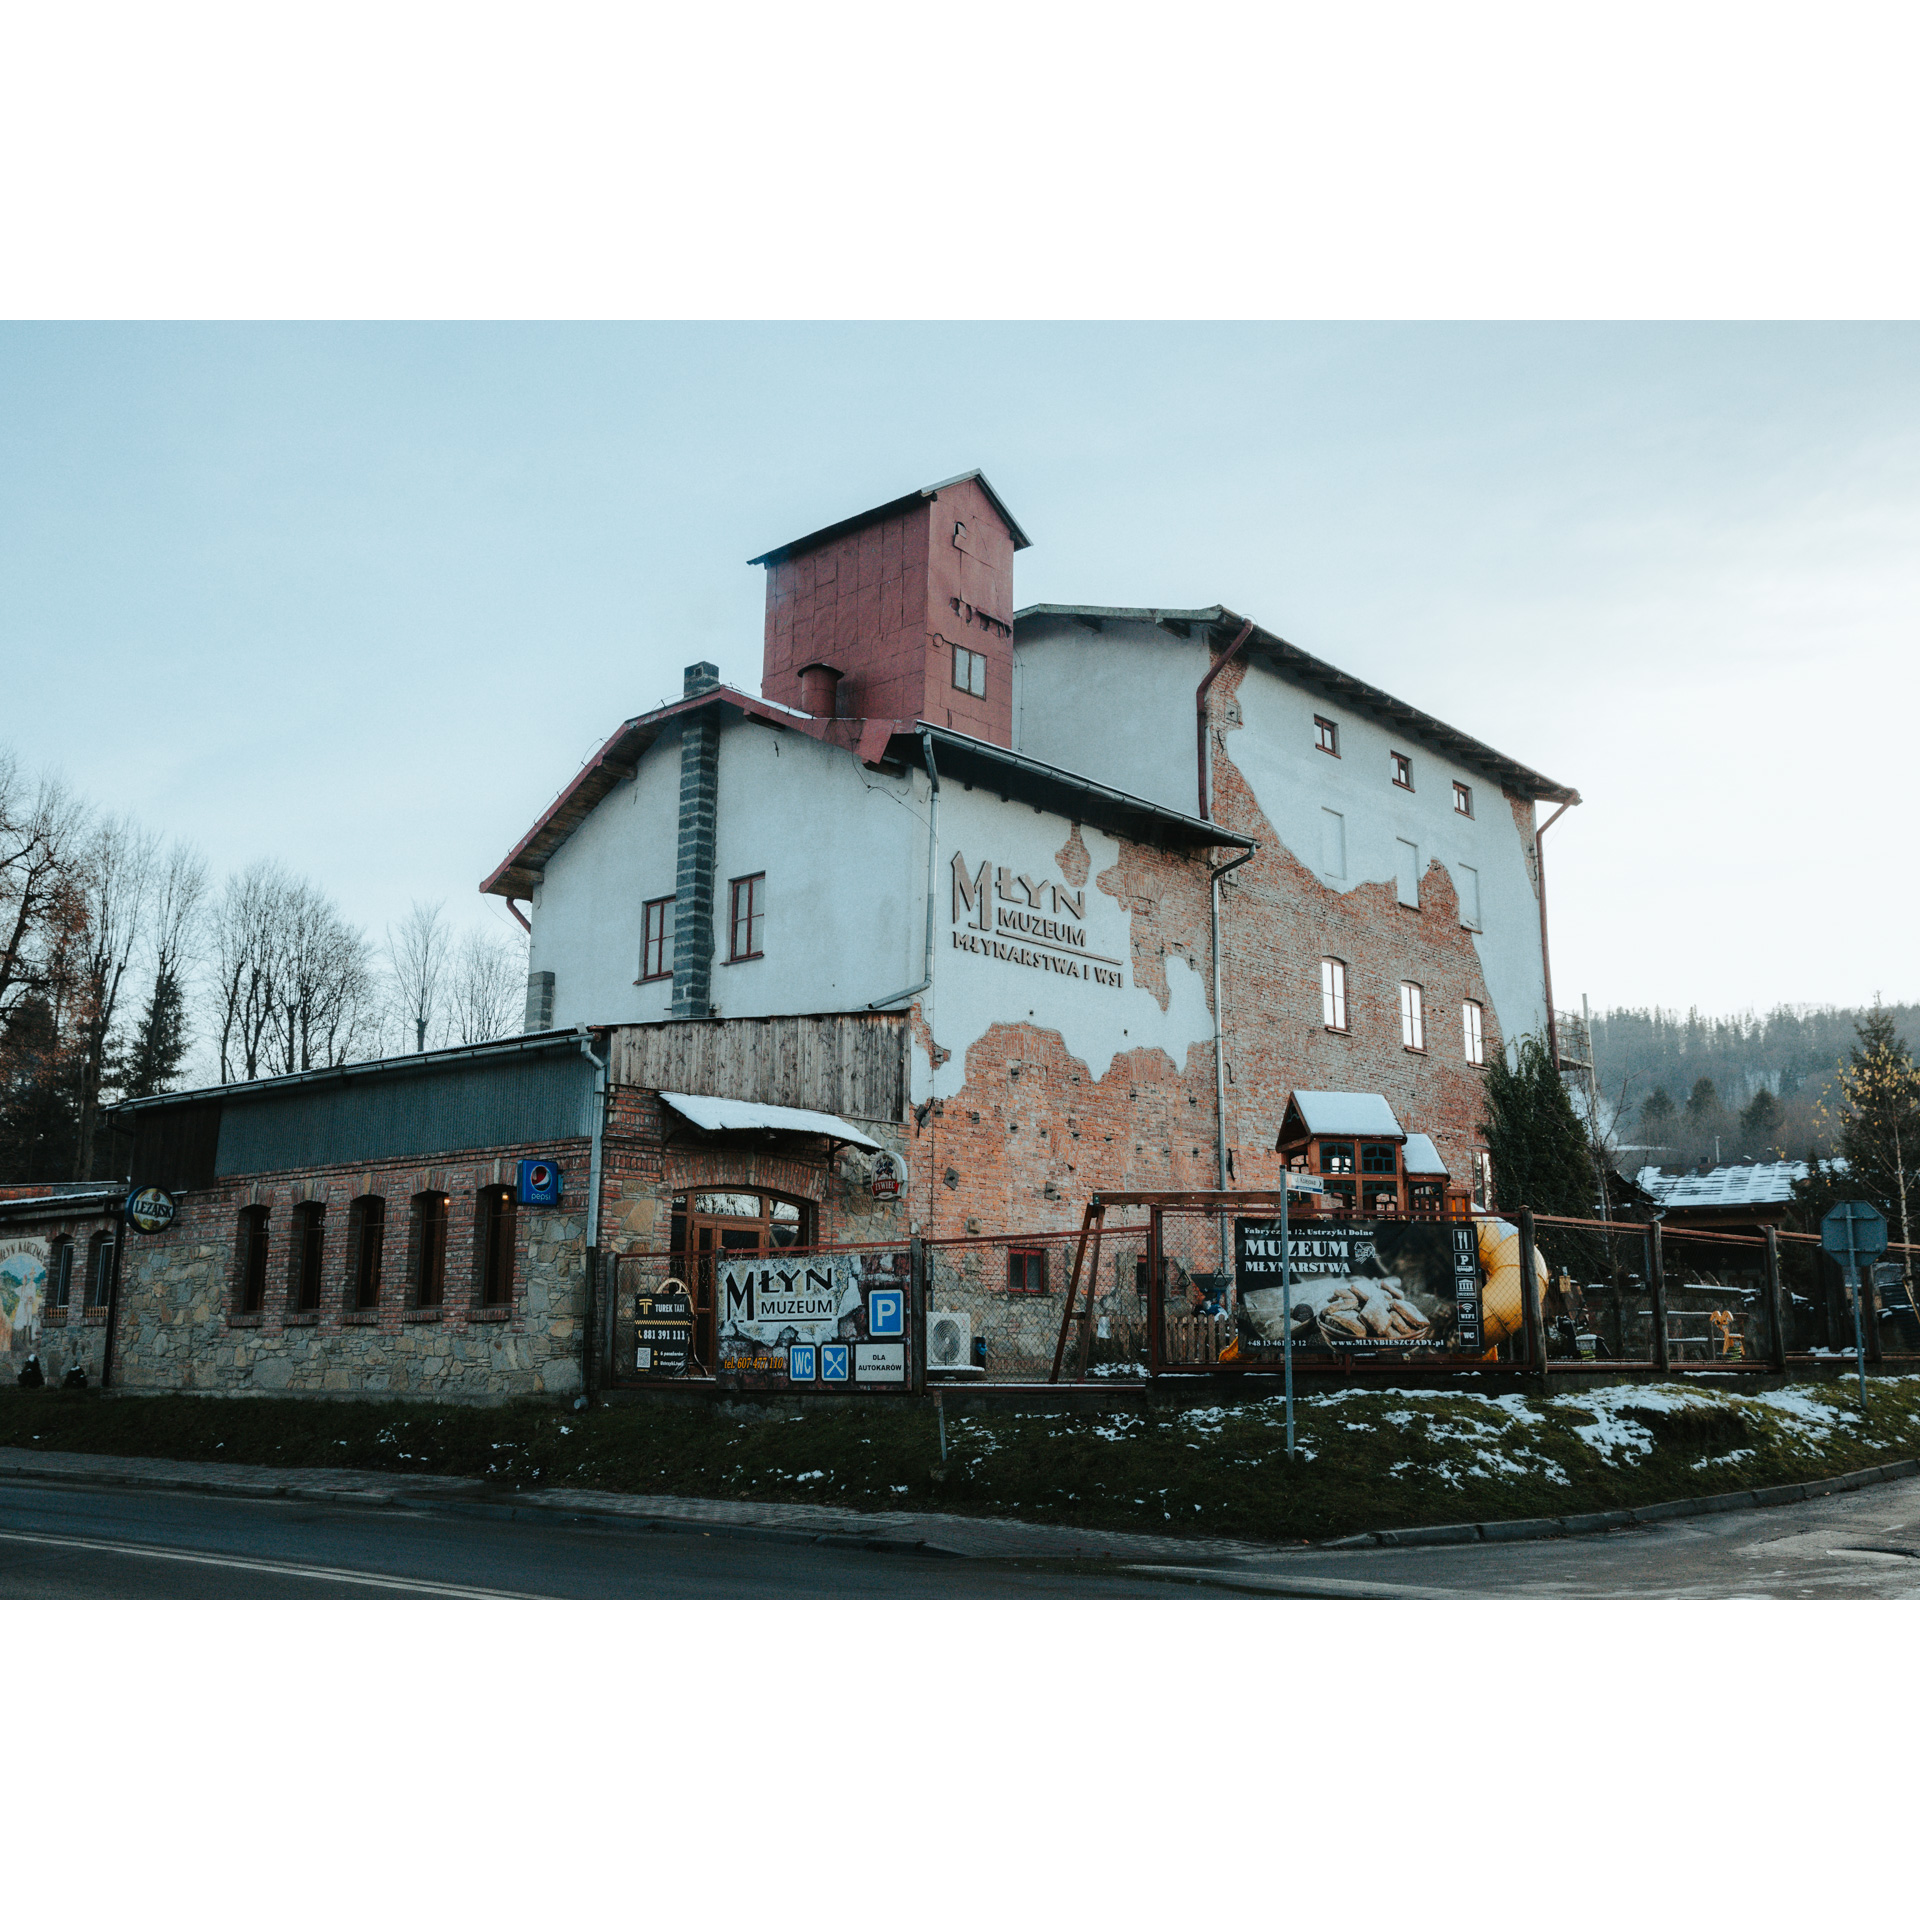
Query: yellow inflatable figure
1473,1217,1550,1355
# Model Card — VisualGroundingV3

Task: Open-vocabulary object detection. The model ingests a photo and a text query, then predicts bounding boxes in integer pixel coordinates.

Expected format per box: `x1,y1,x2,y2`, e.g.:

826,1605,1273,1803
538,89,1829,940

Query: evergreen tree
121,966,189,1100
1685,1076,1725,1127
1638,1086,1676,1141
1482,1033,1597,1217
1823,1007,1920,1278
1739,1086,1783,1157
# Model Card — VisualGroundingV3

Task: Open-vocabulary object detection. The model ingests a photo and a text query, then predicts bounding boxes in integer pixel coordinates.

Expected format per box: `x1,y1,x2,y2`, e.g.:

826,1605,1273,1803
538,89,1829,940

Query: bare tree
270,879,378,1074
448,925,526,1045
69,815,158,1175
387,900,449,1054
212,861,289,1083
122,840,209,1099
0,747,89,1032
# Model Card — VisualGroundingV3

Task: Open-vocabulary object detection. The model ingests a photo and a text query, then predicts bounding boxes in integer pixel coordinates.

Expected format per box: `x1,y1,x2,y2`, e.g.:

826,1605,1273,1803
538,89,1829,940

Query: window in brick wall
50,1236,73,1309
289,1201,325,1312
347,1195,385,1312
1400,981,1426,1051
477,1185,517,1308
1471,1147,1494,1209
1453,781,1474,817
952,644,987,699
1391,751,1413,790
85,1229,115,1311
410,1190,449,1308
235,1206,270,1314
728,873,765,962
640,895,675,982
1321,957,1348,1032
1314,714,1339,756
1007,1246,1048,1295
1463,998,1486,1066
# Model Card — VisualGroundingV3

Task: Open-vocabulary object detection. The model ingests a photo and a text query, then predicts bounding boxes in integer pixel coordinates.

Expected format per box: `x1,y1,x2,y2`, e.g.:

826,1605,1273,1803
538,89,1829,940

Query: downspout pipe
1210,844,1257,1193
1533,800,1576,1067
1196,619,1254,820
869,732,940,1011
578,1029,609,1399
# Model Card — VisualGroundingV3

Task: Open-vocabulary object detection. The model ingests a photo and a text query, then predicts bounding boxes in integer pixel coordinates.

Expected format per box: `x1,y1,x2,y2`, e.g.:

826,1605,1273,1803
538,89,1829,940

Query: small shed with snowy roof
1275,1092,1458,1219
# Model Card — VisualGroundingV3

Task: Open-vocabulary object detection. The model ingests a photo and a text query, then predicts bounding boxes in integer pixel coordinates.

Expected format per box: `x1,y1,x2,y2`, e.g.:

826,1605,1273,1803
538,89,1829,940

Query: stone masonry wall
114,1139,593,1400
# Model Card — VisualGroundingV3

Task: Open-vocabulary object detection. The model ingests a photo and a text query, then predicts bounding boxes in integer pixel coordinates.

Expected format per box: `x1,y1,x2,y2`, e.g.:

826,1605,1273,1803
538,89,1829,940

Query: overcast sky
3,322,1915,1020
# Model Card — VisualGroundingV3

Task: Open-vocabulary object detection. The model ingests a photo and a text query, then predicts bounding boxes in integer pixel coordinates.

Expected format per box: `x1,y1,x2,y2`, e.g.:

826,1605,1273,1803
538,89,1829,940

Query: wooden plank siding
608,1013,910,1122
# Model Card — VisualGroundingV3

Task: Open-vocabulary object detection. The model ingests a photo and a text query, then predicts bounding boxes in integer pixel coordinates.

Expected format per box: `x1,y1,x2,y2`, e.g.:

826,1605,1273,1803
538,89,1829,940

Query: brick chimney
750,470,1030,747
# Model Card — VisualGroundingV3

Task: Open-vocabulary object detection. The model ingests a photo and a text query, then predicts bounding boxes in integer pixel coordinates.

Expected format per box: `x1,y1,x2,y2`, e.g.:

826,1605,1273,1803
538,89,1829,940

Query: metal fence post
1516,1208,1547,1381
1762,1225,1788,1372
1863,1262,1883,1367
1649,1220,1670,1372
1147,1206,1163,1378
910,1233,927,1393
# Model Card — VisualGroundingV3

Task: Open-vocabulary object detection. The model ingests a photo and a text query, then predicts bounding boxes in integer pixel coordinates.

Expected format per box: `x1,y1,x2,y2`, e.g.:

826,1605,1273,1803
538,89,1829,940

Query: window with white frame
1462,998,1485,1066
1321,958,1348,1032
1400,981,1425,1052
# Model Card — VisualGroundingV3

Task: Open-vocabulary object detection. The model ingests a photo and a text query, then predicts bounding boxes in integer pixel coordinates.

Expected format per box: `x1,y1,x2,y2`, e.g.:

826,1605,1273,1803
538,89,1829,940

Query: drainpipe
577,1029,609,1398
869,732,940,1011
1533,800,1576,1067
1195,619,1254,820
1210,845,1257,1199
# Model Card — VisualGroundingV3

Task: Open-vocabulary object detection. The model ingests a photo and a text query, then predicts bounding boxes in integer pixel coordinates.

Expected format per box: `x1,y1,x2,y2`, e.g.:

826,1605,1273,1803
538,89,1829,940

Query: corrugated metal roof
748,470,1032,567
1636,1161,1809,1210
658,1090,882,1150
1016,603,1579,805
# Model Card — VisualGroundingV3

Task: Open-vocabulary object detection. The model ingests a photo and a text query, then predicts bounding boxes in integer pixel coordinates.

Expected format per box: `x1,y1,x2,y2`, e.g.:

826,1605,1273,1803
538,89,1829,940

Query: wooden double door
670,1190,807,1368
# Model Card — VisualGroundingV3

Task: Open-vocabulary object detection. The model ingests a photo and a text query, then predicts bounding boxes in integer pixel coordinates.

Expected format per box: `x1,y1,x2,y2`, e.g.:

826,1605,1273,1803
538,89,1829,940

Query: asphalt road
8,1474,1920,1599
0,1481,1213,1600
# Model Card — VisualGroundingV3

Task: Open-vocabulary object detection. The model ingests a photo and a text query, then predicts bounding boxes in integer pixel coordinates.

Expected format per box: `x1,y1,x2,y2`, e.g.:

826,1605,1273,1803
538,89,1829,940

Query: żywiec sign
950,852,1125,989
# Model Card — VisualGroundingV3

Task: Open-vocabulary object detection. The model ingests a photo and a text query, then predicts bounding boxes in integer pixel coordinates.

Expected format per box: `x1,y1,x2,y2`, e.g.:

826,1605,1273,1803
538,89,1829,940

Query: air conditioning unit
926,1310,974,1371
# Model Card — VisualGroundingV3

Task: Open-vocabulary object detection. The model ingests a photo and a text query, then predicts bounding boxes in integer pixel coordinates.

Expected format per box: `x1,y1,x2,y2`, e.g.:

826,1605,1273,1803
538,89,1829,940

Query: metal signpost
1822,1202,1888,1413
1277,1171,1325,1461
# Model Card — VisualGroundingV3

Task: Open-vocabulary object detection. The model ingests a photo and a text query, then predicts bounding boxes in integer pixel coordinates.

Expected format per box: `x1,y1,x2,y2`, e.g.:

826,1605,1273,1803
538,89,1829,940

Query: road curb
1319,1456,1920,1550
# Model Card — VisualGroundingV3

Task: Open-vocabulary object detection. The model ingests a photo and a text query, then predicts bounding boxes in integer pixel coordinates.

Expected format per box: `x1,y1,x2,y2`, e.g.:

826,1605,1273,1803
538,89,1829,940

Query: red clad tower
751,470,1030,747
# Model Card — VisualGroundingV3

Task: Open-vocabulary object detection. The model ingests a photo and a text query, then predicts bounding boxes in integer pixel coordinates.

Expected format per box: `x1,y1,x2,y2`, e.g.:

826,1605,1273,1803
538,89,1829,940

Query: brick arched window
476,1185,516,1309
289,1201,325,1313
409,1191,449,1309
234,1207,270,1314
346,1195,385,1313
49,1236,74,1310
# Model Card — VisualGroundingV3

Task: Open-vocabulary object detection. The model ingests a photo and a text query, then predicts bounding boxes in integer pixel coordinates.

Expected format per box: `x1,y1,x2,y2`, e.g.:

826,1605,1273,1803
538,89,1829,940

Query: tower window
952,644,987,699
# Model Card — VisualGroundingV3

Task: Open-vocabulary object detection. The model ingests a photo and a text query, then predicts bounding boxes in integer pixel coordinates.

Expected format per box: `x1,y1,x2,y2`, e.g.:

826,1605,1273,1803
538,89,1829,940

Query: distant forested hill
1588,1003,1919,1161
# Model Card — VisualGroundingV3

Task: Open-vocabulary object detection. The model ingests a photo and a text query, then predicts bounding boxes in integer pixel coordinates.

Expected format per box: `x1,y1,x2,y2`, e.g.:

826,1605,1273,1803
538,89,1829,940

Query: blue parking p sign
868,1289,904,1337
820,1344,849,1382
787,1345,816,1382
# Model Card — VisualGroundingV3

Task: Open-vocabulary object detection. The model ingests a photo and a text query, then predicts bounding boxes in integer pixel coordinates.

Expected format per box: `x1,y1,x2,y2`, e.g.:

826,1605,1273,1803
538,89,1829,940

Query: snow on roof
1636,1161,1807,1210
1291,1090,1404,1138
657,1090,883,1152
1402,1133,1448,1176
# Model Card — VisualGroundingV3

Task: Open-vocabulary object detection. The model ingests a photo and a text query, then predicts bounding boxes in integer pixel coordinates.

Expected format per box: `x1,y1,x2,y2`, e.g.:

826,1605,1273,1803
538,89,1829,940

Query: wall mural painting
0,1238,48,1354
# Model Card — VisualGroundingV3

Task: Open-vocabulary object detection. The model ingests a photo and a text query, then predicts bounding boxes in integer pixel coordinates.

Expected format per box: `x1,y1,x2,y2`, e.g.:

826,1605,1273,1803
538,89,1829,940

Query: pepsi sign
517,1159,562,1206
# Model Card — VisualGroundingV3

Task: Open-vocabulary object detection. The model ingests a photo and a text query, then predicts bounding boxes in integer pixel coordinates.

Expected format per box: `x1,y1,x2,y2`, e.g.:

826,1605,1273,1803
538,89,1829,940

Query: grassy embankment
4,1378,1919,1543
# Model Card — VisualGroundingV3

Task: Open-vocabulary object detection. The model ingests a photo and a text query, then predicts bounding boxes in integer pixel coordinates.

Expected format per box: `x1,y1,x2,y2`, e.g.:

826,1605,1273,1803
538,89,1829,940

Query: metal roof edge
1015,602,1579,805
908,723,1256,850
112,1028,600,1115
749,469,1031,567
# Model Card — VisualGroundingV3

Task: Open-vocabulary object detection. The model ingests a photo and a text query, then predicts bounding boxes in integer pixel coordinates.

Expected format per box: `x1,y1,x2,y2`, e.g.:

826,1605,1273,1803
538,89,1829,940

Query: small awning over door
656,1090,884,1152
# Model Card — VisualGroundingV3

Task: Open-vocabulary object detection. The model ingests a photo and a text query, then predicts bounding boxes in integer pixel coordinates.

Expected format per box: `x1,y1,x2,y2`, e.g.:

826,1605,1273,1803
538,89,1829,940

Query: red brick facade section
759,478,1019,746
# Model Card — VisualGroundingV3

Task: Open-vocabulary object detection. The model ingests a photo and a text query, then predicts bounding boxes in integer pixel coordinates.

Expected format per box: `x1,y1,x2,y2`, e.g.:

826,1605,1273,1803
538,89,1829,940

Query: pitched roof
1015,603,1579,805
1636,1161,1808,1211
1283,1090,1405,1140
748,469,1032,567
1403,1133,1449,1175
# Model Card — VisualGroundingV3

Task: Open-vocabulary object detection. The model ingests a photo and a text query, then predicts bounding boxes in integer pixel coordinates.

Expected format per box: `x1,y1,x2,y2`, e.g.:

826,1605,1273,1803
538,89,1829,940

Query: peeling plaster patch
1055,822,1091,888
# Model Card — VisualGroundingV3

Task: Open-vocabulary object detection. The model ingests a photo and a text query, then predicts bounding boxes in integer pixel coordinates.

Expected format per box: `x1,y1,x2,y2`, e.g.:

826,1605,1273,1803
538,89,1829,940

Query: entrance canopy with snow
656,1090,884,1152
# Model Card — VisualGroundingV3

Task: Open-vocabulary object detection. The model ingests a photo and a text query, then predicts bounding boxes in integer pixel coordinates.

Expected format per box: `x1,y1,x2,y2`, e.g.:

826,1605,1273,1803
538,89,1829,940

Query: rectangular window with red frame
1007,1247,1048,1295
729,874,765,962
641,895,674,982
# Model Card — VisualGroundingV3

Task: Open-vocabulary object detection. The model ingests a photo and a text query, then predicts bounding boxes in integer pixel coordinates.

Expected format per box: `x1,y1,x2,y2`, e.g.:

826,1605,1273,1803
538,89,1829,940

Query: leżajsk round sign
124,1186,177,1235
